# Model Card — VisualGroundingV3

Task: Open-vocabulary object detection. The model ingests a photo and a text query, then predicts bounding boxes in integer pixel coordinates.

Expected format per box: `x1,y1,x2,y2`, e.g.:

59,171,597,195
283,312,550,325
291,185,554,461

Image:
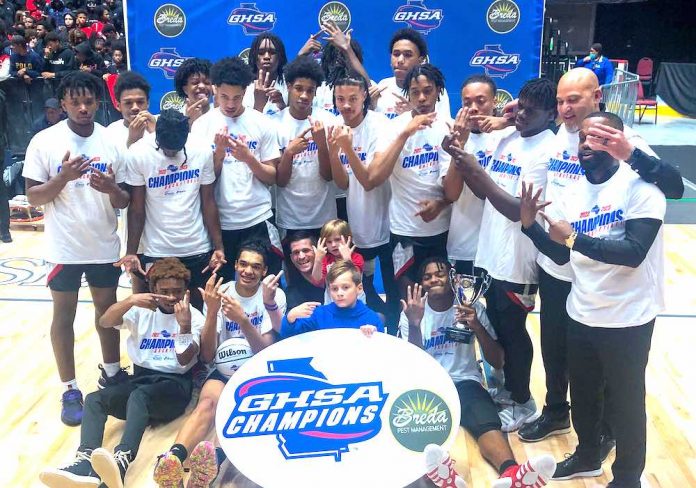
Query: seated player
153,242,284,488
400,257,556,488
281,260,383,337
39,258,204,488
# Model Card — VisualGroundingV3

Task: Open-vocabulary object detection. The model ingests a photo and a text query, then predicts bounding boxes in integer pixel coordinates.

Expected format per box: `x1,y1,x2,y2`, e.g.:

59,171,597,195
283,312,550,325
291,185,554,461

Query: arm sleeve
521,221,571,265
22,135,50,182
573,218,662,268
280,311,319,338
575,58,588,68
628,149,684,199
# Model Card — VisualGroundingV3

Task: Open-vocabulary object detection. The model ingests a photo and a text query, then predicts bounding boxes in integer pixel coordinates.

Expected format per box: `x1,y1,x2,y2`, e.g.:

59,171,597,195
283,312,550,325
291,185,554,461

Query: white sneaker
499,398,539,432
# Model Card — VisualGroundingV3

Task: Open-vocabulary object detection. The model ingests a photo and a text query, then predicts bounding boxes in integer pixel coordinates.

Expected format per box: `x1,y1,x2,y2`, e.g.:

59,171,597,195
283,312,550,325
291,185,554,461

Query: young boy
281,260,383,337
39,258,205,488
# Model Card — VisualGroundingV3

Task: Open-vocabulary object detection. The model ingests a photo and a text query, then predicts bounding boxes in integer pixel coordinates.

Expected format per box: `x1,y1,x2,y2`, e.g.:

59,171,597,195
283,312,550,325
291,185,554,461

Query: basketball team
26,22,683,488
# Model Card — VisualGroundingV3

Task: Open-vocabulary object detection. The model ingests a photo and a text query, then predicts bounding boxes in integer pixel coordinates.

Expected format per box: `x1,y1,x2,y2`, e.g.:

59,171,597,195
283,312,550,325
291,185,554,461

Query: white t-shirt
399,301,496,384
22,120,125,264
214,282,287,342
314,82,340,116
119,306,205,374
388,112,452,237
374,76,451,120
561,163,665,327
243,80,288,117
191,107,279,230
447,130,512,261
337,110,392,248
538,124,660,282
125,136,216,258
475,129,555,284
272,107,338,229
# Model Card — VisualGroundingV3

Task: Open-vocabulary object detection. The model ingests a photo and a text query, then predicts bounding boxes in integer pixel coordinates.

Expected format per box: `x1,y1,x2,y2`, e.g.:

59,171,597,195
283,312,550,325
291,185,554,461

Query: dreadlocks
248,33,287,84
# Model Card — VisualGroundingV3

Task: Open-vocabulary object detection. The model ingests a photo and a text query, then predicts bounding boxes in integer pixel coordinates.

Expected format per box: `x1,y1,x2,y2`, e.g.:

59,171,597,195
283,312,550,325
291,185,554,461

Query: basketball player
401,257,556,488
153,242,284,487
191,56,282,279
444,78,558,432
372,29,450,119
39,258,204,488
174,58,213,126
22,72,130,426
327,72,400,332
350,63,454,298
121,110,224,311
520,111,665,487
273,55,337,237
243,32,288,116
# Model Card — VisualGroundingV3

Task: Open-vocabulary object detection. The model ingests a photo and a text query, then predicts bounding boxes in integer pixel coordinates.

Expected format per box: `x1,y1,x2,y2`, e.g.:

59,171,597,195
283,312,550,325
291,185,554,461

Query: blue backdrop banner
125,0,544,115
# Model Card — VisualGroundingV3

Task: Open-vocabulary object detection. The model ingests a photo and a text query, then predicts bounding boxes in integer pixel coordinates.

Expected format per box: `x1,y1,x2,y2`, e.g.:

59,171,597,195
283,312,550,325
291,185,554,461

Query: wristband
175,333,193,354
264,302,279,311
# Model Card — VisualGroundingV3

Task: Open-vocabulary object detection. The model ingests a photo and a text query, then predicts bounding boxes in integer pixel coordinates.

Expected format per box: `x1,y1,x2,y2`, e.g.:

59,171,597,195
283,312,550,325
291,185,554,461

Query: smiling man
174,58,213,126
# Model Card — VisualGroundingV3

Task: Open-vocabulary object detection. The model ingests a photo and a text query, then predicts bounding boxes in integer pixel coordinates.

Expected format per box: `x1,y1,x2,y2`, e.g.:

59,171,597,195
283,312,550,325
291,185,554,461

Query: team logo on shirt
140,329,177,351
486,0,520,34
469,45,520,79
318,2,351,33
402,143,439,171
227,3,276,35
389,389,452,451
392,0,443,35
148,48,190,79
573,205,624,236
220,357,387,460
57,155,107,185
153,4,186,38
148,163,200,189
224,310,265,332
548,150,584,180
339,147,366,168
489,153,521,178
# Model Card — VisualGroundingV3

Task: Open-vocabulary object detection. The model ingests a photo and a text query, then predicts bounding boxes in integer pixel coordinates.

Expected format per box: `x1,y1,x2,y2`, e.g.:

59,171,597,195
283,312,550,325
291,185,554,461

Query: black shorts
205,368,229,385
47,262,121,292
390,231,448,282
141,252,211,291
453,260,486,278
456,379,502,439
221,219,283,280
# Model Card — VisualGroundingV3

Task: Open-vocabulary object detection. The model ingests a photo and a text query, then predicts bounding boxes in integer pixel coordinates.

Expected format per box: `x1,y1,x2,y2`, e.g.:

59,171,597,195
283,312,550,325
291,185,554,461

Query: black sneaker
600,434,617,463
607,482,641,488
39,450,101,487
1,232,11,243
91,447,132,488
518,413,571,442
61,389,84,426
97,364,130,389
552,451,603,480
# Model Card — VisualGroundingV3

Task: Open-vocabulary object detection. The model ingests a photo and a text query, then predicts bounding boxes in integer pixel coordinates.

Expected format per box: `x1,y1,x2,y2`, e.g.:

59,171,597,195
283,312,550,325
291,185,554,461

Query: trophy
445,269,492,343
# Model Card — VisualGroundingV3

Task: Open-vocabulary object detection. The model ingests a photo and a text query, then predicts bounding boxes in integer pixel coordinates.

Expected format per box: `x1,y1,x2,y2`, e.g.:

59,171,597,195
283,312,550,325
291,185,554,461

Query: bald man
517,68,683,452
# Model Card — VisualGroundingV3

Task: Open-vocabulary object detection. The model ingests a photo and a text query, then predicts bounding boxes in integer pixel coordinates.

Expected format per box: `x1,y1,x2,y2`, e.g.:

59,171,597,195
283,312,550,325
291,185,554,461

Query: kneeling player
400,257,555,488
153,242,284,487
40,258,204,488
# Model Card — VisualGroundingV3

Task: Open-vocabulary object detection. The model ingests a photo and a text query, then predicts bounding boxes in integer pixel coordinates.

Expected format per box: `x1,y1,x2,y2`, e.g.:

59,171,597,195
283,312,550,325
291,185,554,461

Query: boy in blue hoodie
280,260,383,337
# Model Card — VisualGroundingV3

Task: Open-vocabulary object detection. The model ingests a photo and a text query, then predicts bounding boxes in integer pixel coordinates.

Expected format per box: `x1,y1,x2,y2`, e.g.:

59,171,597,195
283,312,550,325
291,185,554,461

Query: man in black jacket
41,31,76,79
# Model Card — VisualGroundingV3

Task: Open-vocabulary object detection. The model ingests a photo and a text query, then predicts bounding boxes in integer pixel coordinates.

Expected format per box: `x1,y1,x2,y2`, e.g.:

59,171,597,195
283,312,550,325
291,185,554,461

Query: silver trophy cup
445,269,492,343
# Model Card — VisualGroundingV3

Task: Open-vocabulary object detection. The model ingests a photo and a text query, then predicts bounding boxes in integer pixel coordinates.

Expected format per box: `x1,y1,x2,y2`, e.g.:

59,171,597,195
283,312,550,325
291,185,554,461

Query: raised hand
114,254,146,276
214,126,232,156
254,69,273,106
313,236,328,261
393,92,415,115
331,125,353,152
400,284,427,327
221,294,247,323
185,96,209,124
298,31,323,56
470,115,509,133
203,249,227,274
337,235,355,260
227,136,255,165
128,293,175,311
59,151,92,182
451,107,471,147
321,19,352,51
539,211,575,245
262,270,284,305
286,127,312,156
308,116,326,140
288,301,321,323
368,84,387,108
198,273,226,315
89,165,120,195
403,112,437,137
585,122,634,161
174,290,192,330
519,181,550,229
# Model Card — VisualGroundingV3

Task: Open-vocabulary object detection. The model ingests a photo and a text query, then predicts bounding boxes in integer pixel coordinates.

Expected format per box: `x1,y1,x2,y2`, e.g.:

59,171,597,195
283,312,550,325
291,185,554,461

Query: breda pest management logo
494,88,513,115
238,47,251,65
228,3,276,35
160,91,186,112
318,1,351,32
393,0,443,35
215,329,460,488
153,4,186,38
487,0,520,34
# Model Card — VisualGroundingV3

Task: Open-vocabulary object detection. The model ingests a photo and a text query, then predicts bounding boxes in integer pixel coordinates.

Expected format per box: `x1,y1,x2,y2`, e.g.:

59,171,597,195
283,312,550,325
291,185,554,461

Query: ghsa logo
393,0,443,35
221,357,388,460
228,3,276,35
470,45,520,79
476,150,493,169
148,48,190,79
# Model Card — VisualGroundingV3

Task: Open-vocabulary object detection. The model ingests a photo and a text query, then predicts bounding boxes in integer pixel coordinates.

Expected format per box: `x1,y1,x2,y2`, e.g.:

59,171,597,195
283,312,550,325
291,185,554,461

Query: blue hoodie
280,301,384,338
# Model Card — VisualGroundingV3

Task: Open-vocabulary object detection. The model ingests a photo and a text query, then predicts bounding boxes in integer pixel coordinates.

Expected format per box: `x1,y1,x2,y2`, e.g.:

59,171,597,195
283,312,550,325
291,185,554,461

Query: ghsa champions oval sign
215,329,460,488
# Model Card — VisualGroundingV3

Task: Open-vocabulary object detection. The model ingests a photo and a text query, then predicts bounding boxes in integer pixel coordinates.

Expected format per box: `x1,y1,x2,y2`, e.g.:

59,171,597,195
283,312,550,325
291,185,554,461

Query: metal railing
601,69,639,127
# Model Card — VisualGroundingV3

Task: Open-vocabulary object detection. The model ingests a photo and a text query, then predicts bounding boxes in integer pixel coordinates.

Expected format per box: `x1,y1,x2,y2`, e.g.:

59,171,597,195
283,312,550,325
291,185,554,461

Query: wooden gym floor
1,224,695,488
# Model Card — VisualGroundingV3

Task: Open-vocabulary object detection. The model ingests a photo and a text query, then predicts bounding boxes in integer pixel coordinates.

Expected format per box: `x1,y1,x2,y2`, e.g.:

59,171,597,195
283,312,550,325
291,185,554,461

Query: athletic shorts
453,260,486,278
390,231,448,282
205,368,229,385
46,262,121,292
221,219,283,280
141,252,211,292
456,379,502,439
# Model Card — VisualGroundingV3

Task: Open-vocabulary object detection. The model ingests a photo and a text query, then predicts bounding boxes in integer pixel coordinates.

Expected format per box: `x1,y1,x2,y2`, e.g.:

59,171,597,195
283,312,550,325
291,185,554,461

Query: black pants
79,366,192,458
0,160,9,235
358,243,400,335
568,318,654,486
538,267,572,417
484,278,536,404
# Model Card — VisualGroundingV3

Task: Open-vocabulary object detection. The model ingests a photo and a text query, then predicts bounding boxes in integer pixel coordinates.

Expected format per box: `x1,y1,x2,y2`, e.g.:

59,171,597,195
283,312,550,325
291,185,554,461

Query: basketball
215,338,254,378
